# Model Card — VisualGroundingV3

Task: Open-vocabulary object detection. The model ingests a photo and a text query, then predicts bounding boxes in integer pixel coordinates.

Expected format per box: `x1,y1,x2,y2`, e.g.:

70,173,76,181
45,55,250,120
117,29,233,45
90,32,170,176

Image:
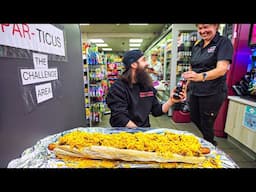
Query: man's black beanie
122,50,144,69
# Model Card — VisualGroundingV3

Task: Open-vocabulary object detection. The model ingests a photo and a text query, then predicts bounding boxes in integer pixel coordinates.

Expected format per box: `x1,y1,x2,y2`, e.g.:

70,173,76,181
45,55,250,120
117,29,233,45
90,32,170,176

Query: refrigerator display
168,24,198,116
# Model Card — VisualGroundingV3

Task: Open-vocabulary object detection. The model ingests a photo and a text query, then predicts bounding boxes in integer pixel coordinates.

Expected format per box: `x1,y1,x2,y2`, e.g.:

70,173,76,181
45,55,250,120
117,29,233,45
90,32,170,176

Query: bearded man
106,50,185,128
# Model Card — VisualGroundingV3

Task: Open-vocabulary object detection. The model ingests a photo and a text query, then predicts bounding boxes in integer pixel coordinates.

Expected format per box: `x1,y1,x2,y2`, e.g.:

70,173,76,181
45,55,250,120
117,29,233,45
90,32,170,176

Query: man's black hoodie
106,79,163,127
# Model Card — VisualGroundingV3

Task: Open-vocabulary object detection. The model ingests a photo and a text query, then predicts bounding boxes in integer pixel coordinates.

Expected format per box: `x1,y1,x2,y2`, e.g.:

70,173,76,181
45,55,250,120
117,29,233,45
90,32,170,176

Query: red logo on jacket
139,91,154,97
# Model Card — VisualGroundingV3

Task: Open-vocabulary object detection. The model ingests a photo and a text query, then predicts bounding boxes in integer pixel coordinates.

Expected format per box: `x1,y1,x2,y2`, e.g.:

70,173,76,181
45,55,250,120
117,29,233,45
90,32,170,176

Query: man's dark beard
135,67,153,88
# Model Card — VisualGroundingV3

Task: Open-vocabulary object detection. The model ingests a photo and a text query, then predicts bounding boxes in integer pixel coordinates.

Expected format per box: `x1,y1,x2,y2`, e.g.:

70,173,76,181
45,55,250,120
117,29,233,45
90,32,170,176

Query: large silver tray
8,127,239,168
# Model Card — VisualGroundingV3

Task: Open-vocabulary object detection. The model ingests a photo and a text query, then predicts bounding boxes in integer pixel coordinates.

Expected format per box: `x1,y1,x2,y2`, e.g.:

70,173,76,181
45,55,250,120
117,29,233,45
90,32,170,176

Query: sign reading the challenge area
20,68,58,85
33,53,48,69
35,83,53,104
20,53,57,104
0,24,65,56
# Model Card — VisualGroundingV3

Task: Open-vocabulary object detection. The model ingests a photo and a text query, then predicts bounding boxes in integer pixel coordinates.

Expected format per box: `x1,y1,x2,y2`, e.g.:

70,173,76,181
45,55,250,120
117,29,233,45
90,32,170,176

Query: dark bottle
173,77,187,99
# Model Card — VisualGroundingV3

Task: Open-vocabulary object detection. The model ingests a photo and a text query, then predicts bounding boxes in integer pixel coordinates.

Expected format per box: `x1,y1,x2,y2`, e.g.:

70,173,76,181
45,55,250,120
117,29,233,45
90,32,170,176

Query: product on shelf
83,62,90,127
176,31,198,80
83,42,108,126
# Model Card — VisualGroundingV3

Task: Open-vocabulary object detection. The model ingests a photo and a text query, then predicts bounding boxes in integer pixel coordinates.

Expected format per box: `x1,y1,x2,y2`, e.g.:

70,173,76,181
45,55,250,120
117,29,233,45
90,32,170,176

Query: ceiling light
129,39,143,43
129,24,148,26
89,39,104,43
102,48,112,51
96,43,108,47
129,43,141,47
129,48,139,50
80,24,90,26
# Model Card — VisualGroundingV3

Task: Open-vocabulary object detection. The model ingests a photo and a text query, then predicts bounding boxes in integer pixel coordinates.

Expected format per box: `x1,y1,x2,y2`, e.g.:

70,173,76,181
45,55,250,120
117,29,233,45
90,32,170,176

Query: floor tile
223,149,254,162
215,137,237,150
235,161,256,168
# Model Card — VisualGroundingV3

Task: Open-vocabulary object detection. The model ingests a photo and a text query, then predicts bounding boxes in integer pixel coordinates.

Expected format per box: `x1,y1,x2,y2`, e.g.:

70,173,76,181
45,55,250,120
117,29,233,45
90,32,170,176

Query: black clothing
189,32,233,96
189,92,226,144
106,79,163,127
188,31,233,145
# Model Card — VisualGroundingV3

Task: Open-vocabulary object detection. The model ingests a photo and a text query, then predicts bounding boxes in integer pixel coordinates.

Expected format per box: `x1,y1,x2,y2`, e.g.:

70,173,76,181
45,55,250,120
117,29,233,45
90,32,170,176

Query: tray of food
8,127,239,168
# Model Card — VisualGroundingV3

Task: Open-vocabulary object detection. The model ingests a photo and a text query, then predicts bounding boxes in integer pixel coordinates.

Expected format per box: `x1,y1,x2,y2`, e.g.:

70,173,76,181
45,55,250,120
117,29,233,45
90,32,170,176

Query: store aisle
98,114,256,168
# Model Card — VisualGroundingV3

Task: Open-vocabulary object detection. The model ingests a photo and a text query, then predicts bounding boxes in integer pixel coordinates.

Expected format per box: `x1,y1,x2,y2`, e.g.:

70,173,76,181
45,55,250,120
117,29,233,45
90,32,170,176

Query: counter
225,96,256,154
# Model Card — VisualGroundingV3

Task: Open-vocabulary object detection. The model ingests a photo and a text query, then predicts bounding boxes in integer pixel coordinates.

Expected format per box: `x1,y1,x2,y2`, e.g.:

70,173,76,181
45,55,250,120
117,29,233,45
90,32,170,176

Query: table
8,127,239,168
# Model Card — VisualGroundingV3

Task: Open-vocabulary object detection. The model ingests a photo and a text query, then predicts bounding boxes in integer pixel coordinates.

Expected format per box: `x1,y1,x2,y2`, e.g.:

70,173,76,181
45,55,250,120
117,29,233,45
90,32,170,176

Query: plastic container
172,110,191,123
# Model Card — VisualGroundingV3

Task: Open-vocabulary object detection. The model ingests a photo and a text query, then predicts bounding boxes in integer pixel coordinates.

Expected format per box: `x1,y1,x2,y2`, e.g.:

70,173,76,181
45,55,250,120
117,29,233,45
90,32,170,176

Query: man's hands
170,87,186,103
126,120,138,128
162,87,186,113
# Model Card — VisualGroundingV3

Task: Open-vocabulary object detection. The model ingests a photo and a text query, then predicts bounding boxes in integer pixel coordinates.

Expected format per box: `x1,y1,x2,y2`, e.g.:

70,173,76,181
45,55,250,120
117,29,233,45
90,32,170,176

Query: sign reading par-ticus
0,24,65,56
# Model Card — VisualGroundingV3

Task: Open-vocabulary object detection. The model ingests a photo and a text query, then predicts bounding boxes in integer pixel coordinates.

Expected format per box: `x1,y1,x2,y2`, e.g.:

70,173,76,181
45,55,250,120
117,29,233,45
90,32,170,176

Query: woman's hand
148,68,158,74
147,68,154,73
182,71,202,82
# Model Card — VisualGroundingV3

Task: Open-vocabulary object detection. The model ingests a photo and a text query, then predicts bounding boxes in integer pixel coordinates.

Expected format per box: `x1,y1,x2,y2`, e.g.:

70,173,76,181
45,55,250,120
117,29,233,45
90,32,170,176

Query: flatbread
54,147,85,158
53,144,206,164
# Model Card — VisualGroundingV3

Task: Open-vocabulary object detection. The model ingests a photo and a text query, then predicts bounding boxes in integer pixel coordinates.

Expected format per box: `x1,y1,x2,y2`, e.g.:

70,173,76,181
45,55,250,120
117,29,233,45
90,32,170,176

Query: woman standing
148,52,163,82
182,24,233,146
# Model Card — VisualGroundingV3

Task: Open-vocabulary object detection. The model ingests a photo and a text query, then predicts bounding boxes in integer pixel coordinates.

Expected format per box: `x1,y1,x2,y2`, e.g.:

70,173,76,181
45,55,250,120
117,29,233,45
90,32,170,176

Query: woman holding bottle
182,24,233,146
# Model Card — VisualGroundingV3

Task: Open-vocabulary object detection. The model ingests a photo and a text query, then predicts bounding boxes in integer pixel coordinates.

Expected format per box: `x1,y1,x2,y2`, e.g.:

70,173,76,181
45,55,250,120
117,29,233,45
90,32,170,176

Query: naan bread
53,144,206,164
49,130,212,165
